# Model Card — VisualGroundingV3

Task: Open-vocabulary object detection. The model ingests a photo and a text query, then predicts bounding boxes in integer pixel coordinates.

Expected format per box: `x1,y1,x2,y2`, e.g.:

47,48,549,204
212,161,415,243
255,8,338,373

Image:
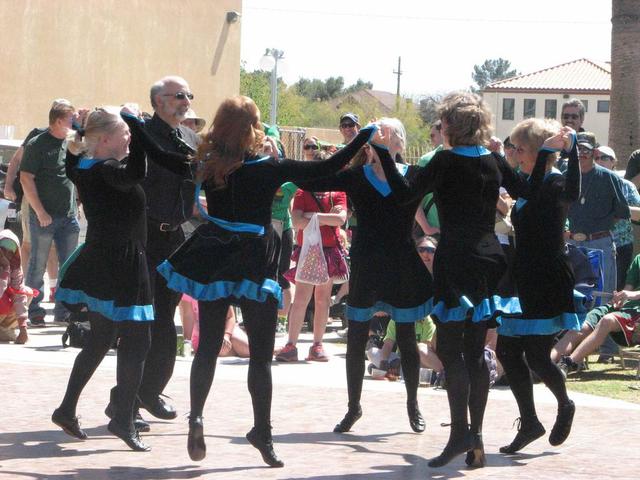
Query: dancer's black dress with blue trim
380,145,531,325
57,115,190,322
299,158,432,323
157,126,377,304
499,139,585,336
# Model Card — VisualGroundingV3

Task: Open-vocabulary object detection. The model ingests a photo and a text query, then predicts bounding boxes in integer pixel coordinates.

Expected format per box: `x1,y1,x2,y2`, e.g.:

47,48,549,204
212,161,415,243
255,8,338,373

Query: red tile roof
484,58,611,94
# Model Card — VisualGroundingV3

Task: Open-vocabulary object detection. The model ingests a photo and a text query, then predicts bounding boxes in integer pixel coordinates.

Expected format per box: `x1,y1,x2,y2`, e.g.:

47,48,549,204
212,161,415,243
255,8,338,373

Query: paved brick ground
1,324,639,480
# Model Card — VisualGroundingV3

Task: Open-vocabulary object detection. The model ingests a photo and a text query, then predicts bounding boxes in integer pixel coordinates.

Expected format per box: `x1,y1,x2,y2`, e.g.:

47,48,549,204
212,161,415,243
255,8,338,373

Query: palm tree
609,0,640,168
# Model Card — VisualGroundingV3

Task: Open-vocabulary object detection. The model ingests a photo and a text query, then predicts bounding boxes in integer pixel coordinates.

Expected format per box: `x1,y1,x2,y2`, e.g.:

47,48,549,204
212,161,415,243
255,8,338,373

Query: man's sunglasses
303,144,319,150
340,122,356,129
163,92,194,100
418,246,436,254
562,113,580,120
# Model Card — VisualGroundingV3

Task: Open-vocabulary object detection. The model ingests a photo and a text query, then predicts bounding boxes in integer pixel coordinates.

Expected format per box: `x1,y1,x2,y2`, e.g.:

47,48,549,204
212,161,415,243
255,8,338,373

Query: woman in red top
277,171,348,362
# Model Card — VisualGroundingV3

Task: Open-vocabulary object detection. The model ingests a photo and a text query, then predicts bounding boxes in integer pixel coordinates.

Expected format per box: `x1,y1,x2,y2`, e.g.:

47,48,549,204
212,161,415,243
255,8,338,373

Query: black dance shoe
333,406,363,433
104,404,150,433
246,427,284,468
407,402,425,433
549,400,575,446
139,395,177,420
464,433,486,468
428,428,472,468
187,416,206,461
499,418,546,454
52,408,87,440
107,419,150,452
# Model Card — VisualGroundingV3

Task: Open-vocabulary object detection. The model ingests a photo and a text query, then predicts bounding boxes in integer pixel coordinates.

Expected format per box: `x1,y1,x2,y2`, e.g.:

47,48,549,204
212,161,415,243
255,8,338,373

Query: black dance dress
499,138,584,335
381,145,531,324
157,126,377,303
299,159,432,322
57,115,190,321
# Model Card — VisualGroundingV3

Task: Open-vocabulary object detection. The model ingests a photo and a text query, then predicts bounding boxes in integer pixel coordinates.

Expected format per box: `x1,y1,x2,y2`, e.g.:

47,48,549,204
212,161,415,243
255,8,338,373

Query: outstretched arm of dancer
120,110,195,177
277,124,378,184
294,167,355,194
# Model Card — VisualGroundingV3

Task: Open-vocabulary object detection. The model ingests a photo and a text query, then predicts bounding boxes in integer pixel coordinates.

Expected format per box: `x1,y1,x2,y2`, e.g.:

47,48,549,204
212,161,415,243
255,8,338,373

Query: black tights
59,312,151,431
190,297,278,434
436,320,489,434
345,319,420,411
496,334,569,422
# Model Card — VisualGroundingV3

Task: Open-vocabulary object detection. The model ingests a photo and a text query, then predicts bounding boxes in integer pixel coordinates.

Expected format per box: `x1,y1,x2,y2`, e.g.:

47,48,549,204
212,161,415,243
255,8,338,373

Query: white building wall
483,91,610,146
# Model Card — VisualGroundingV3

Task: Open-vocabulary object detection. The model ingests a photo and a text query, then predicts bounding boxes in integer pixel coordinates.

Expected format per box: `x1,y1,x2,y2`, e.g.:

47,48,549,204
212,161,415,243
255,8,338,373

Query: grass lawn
565,354,640,404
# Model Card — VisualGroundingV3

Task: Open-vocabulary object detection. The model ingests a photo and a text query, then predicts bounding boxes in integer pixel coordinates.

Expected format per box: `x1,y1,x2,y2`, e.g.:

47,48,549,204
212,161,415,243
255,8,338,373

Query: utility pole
393,56,402,111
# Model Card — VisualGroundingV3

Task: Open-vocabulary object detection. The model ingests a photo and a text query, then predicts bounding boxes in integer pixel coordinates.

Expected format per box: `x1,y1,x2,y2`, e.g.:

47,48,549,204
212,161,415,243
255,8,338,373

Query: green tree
471,58,519,92
344,79,374,94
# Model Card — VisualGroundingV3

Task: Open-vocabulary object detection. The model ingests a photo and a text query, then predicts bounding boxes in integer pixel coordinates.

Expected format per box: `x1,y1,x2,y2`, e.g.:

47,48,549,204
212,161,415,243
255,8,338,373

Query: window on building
597,100,610,113
545,99,557,119
523,99,536,118
502,98,515,120
581,100,589,112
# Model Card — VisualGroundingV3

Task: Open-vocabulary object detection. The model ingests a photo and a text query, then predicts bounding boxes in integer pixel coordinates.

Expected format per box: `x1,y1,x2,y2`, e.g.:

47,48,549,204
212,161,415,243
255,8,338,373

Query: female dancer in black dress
497,120,581,453
379,92,532,468
53,106,190,451
297,119,432,434
157,96,377,467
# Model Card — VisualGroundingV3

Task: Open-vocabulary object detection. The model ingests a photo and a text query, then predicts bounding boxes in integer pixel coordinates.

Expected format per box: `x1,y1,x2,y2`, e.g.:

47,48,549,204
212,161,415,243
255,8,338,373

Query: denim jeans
26,212,80,320
568,235,618,356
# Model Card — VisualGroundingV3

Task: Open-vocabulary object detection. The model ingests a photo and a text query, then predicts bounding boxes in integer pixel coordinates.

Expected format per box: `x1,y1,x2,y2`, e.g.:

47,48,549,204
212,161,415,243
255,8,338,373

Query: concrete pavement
1,313,639,480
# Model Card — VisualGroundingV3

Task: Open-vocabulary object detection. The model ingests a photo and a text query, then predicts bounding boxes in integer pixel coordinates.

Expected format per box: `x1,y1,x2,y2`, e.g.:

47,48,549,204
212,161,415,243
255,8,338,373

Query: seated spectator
218,307,250,358
367,315,443,377
0,229,33,344
554,252,640,375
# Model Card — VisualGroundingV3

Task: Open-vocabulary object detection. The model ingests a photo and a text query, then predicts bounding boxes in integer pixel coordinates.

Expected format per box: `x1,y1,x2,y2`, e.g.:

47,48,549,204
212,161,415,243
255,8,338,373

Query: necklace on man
579,171,595,205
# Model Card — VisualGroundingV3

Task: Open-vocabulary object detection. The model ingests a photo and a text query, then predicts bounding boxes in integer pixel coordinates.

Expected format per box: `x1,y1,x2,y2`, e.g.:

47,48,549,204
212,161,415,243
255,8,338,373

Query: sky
240,0,612,98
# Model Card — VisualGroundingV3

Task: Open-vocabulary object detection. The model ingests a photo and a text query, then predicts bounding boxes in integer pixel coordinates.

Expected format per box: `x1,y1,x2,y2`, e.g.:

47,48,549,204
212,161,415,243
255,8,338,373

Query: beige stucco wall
483,91,611,146
0,0,242,140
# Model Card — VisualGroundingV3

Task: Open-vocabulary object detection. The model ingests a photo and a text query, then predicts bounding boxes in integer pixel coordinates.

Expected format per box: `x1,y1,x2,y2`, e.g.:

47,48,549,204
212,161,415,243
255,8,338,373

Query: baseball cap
339,113,360,126
577,132,597,150
597,145,616,160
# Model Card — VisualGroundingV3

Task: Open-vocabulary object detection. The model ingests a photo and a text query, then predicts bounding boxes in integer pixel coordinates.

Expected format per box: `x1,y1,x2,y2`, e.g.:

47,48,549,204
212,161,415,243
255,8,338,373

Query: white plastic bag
295,214,329,285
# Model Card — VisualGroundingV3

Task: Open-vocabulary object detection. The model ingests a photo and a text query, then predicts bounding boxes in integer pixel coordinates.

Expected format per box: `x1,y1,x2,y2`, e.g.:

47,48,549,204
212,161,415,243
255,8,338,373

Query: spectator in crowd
566,132,629,302
271,180,298,318
128,76,200,424
277,156,349,362
218,307,251,358
3,102,65,302
20,101,80,326
302,137,319,161
595,145,640,289
556,252,640,376
415,121,444,237
557,99,586,172
624,147,640,189
181,109,206,134
0,229,33,344
502,136,517,168
339,113,360,144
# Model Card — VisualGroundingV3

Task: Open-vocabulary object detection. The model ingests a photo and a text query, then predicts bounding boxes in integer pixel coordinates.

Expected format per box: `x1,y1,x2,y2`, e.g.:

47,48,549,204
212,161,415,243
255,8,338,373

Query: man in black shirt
121,76,199,424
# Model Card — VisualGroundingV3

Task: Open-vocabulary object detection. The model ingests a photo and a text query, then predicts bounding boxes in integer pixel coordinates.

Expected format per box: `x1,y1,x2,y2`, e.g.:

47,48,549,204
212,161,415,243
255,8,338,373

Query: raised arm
121,113,194,177
277,124,377,184
374,144,434,205
558,132,580,203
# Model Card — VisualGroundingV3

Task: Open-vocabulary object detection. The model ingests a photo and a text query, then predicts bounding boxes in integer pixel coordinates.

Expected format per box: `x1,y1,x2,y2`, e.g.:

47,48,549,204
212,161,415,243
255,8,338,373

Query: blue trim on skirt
431,295,522,324
498,312,586,337
157,260,283,308
347,298,432,323
55,287,154,322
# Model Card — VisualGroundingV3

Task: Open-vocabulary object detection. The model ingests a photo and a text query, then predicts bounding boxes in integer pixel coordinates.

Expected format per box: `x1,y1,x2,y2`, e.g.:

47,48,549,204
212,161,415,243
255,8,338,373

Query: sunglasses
418,246,436,254
578,146,593,154
504,143,516,150
562,113,580,120
597,155,614,162
340,122,356,129
303,144,319,150
163,92,194,100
